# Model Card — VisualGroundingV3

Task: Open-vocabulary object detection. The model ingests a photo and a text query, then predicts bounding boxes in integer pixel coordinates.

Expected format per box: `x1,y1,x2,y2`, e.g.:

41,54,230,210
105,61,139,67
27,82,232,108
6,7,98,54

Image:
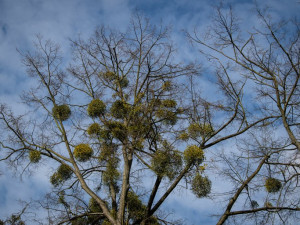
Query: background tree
189,5,300,224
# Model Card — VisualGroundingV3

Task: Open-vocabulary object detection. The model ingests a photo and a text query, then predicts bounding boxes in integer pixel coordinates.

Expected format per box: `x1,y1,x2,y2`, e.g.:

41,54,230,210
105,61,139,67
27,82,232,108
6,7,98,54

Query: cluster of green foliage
28,150,41,163
102,161,120,187
151,142,182,179
161,99,177,108
87,99,106,118
183,145,204,165
155,109,177,125
102,71,129,89
155,99,179,125
127,191,146,221
52,104,71,121
50,164,73,187
188,123,202,138
103,71,118,81
87,123,102,137
89,198,103,213
89,200,114,224
161,81,172,91
99,144,120,188
110,100,130,119
87,119,131,143
186,122,213,139
87,123,111,141
178,132,189,141
70,215,104,225
127,105,150,139
69,198,104,225
106,121,127,142
127,191,159,224
265,177,282,193
73,143,94,162
118,77,129,88
191,174,212,198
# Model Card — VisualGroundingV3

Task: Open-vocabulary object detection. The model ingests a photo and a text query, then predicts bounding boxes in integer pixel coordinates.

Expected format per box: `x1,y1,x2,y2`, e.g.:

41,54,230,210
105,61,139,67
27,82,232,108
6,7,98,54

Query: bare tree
189,5,300,224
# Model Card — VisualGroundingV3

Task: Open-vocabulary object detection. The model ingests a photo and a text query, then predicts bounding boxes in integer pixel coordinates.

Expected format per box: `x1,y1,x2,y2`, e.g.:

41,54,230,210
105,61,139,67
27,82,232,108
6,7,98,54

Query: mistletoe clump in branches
87,123,102,137
151,141,182,179
87,99,106,118
52,104,71,121
73,144,94,162
191,174,211,198
50,164,73,187
29,150,41,163
110,100,130,119
184,145,204,165
265,177,282,193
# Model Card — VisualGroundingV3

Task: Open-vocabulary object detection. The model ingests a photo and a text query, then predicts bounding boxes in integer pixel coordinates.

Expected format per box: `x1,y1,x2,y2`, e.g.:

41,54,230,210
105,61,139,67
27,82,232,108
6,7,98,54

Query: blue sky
0,0,299,224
